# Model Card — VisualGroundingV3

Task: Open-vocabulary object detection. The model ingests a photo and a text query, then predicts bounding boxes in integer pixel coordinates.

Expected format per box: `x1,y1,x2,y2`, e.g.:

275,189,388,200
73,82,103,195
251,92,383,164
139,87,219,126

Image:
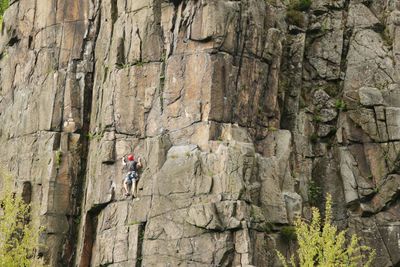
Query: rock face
0,0,400,266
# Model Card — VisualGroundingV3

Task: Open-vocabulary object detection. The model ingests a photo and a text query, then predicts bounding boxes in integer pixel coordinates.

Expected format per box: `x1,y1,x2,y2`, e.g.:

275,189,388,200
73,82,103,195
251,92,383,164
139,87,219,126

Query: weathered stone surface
386,107,400,140
257,130,295,224
359,87,384,107
360,174,400,213
339,148,360,205
347,3,381,29
348,216,394,266
306,11,343,80
1,0,400,267
347,108,380,141
344,28,395,93
319,108,338,122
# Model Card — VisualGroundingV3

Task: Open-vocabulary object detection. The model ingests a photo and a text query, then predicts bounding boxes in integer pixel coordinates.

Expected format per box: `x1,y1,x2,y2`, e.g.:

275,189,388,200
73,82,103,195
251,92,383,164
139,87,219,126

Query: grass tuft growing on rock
308,180,322,205
335,99,346,111
55,150,62,168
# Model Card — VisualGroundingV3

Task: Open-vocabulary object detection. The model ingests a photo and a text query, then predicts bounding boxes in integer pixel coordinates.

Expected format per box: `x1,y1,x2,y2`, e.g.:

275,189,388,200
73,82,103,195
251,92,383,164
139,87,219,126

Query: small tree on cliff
276,194,375,267
0,168,45,267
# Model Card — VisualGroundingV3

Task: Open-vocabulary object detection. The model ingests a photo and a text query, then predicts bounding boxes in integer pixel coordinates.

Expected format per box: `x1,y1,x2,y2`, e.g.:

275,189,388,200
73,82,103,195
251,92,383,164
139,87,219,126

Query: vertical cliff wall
0,0,400,266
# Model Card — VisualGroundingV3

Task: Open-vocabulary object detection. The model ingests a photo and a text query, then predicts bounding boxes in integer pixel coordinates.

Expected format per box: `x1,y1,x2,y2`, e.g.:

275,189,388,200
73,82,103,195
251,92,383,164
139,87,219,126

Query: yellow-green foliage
277,194,375,267
0,0,8,26
55,150,62,168
0,169,45,267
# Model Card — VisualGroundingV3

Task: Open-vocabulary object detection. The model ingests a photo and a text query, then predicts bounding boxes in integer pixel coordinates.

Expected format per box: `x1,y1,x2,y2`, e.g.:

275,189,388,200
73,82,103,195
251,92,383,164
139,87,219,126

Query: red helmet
127,154,134,161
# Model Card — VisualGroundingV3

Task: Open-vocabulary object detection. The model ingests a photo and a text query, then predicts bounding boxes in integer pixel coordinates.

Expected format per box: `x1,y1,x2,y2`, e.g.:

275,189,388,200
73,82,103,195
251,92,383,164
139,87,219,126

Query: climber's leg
123,178,131,196
131,179,137,198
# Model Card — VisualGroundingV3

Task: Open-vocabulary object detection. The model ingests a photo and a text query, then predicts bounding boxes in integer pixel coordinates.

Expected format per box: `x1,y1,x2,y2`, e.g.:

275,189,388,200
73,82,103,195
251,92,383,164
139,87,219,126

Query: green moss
313,114,322,123
138,229,145,242
249,205,255,219
381,27,393,47
116,62,131,69
46,65,55,75
55,150,62,168
310,133,319,143
280,226,297,242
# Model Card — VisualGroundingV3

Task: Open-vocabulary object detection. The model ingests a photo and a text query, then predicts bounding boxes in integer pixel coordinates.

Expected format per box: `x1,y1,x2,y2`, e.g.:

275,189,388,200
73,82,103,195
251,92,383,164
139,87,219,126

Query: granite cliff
0,0,400,266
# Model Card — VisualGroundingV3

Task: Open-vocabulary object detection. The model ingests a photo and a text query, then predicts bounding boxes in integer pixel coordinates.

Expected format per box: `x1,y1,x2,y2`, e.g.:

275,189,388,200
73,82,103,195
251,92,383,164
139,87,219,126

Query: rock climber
122,154,142,197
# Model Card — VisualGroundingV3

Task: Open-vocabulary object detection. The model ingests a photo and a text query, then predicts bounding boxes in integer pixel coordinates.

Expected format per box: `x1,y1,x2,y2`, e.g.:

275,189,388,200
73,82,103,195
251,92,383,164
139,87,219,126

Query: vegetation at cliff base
0,169,45,267
276,194,375,267
0,0,8,24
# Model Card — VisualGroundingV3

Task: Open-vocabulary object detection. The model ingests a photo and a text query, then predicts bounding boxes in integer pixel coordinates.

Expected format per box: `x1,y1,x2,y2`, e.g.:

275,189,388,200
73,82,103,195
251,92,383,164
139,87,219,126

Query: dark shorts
124,171,138,184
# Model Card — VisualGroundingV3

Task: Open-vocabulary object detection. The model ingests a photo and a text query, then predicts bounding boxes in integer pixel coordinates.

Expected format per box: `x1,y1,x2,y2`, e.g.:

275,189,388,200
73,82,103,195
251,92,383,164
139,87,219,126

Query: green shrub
308,180,322,205
286,10,306,28
290,0,312,11
276,194,375,267
0,169,46,266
